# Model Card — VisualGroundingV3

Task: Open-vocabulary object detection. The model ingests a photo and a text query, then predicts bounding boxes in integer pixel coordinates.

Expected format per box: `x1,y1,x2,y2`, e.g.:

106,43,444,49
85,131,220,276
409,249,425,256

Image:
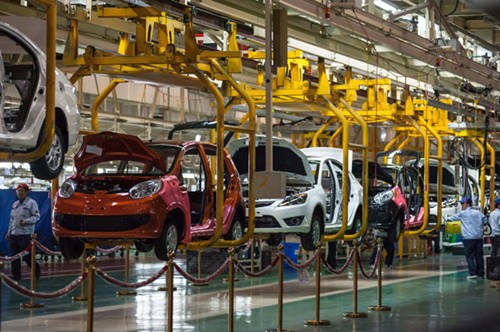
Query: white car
227,136,326,251
301,147,363,236
0,21,80,179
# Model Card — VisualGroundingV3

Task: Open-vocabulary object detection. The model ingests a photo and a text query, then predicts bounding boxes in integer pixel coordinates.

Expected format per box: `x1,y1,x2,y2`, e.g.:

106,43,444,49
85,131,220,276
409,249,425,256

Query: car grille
254,200,275,208
55,214,150,232
255,216,281,228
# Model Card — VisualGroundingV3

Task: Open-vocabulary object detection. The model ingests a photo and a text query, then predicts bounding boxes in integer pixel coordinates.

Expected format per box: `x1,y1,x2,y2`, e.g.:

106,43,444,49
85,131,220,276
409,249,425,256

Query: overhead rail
278,0,500,92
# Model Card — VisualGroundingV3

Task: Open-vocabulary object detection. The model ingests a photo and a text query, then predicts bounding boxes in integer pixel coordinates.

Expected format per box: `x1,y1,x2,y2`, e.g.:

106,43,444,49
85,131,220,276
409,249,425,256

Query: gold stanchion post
21,234,44,309
87,255,96,332
228,247,235,332
117,245,137,296
266,244,291,332
73,250,87,301
305,243,330,326
343,240,368,318
368,238,391,311
167,252,175,332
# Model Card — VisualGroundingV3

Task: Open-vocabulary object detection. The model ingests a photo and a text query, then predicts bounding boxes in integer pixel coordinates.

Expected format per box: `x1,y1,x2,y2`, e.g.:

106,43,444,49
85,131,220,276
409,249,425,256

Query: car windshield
147,144,181,173
81,160,163,176
308,160,321,185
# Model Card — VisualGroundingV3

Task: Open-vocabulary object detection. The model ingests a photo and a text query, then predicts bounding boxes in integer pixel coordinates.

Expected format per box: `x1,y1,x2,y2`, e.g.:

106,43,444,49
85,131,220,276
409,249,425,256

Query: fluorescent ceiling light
374,0,398,13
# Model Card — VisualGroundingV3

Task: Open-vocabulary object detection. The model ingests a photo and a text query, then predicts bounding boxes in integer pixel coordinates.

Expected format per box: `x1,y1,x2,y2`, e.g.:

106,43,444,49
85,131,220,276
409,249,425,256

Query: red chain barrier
357,249,381,279
1,272,87,299
0,243,32,261
95,264,168,288
235,255,280,277
174,259,230,284
282,249,320,270
237,241,253,254
321,248,356,274
95,246,123,254
35,241,62,256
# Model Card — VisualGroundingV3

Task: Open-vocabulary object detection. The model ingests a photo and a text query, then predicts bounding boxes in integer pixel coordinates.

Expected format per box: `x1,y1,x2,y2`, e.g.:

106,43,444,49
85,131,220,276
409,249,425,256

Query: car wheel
346,212,363,247
301,213,323,251
59,237,84,260
154,220,180,261
393,217,403,242
225,215,244,241
30,126,65,180
134,240,154,253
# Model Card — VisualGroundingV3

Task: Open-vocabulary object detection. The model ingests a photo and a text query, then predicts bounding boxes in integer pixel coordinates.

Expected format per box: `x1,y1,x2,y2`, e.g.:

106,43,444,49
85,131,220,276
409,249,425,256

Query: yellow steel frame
479,139,495,210
471,138,486,210
403,117,430,236
338,98,369,242
319,98,349,241
62,7,255,251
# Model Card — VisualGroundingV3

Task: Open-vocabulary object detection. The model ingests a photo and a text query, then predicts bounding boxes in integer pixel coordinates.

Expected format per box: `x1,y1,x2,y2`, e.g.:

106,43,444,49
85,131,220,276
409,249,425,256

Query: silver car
0,21,80,179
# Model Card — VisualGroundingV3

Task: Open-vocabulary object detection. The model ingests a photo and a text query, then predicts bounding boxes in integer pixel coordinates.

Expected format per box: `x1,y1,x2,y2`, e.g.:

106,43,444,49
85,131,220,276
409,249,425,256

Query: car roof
301,147,353,172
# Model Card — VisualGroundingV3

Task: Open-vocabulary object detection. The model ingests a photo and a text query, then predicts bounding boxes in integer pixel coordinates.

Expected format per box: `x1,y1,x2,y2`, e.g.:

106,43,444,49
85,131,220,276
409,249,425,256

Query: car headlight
59,179,77,198
278,193,308,207
373,190,394,204
129,179,162,199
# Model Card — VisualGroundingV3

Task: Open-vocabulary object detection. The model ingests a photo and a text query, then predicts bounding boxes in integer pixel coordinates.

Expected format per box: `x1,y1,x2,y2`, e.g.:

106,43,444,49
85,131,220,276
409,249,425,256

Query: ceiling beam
279,0,500,90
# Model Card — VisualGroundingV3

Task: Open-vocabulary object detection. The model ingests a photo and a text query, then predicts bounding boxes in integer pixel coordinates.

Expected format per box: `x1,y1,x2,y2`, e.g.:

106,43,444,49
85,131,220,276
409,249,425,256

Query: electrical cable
443,0,460,17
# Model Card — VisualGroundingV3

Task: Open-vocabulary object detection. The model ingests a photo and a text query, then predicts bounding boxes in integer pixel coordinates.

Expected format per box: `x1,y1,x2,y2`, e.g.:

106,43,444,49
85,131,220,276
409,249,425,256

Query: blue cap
495,197,500,206
460,196,472,204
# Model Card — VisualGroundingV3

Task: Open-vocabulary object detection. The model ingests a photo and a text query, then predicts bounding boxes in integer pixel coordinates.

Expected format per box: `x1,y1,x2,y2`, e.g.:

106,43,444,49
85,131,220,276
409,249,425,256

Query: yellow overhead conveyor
63,7,256,251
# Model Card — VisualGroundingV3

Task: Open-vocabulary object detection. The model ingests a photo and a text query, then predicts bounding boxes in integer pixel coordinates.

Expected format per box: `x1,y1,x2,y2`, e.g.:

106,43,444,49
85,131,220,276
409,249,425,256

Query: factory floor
1,242,499,332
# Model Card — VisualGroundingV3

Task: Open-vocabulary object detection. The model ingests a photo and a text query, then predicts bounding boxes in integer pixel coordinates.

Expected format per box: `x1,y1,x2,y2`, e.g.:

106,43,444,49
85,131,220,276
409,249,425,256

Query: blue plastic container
282,242,299,269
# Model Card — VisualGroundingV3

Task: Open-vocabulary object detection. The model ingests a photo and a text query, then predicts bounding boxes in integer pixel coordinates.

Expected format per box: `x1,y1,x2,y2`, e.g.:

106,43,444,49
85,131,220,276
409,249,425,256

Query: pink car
353,160,424,240
53,132,246,260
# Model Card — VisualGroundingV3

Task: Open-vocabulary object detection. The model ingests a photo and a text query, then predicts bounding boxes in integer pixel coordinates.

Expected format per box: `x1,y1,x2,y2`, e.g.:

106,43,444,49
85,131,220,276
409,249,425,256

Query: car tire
154,219,180,261
134,240,154,253
301,213,323,251
30,126,66,180
59,237,84,260
392,216,403,242
225,215,244,241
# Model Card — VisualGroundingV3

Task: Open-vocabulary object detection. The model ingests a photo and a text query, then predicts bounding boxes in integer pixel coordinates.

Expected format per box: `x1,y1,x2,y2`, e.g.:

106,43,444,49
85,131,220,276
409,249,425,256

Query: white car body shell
0,21,80,151
301,147,363,233
227,136,326,235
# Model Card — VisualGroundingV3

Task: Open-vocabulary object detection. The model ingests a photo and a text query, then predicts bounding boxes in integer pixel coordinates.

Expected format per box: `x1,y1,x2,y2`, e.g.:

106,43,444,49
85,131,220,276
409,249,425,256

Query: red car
52,132,246,260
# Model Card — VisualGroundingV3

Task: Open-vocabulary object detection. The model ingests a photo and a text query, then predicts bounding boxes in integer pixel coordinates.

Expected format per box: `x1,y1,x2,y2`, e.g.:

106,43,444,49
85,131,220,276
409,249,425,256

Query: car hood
227,136,315,185
352,160,395,186
74,131,166,173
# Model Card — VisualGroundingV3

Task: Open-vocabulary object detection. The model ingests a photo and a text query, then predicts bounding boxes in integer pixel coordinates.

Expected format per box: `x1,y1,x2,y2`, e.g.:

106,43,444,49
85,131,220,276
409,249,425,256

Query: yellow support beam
471,138,486,210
